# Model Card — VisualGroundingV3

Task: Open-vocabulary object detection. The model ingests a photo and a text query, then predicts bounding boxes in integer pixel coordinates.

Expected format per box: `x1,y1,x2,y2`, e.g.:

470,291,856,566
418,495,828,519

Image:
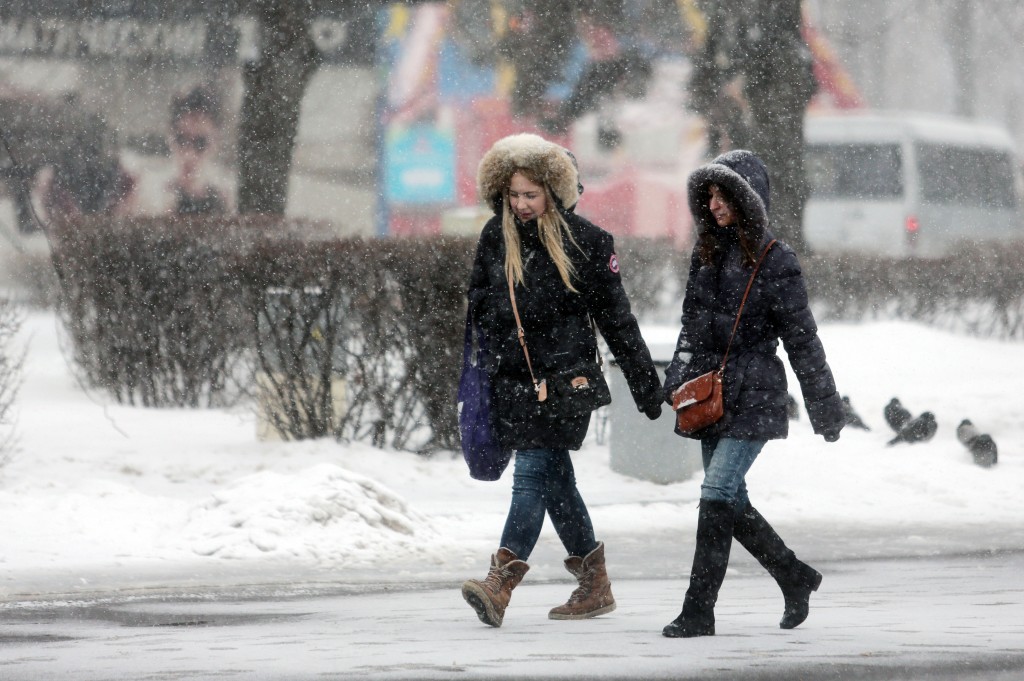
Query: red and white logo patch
608,253,620,274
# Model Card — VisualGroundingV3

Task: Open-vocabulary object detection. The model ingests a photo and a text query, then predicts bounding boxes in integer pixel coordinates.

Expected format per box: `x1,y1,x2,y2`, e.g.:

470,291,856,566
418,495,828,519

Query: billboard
0,2,374,65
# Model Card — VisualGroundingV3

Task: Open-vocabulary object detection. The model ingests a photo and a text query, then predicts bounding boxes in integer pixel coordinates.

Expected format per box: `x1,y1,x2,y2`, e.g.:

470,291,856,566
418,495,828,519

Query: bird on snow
884,397,912,433
956,418,981,445
956,419,998,468
842,395,870,430
968,434,999,468
887,411,937,446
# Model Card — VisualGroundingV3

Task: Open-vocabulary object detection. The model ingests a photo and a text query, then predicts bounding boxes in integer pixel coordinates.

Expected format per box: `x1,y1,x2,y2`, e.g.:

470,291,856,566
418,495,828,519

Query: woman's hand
643,403,663,421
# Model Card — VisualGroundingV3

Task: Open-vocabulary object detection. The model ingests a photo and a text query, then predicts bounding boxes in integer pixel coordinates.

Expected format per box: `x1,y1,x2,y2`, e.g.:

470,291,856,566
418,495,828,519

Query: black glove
643,403,663,421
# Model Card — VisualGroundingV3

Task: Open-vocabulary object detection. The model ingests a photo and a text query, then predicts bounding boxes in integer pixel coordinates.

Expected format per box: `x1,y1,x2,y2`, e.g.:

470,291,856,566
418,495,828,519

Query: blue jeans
499,449,598,562
700,438,766,508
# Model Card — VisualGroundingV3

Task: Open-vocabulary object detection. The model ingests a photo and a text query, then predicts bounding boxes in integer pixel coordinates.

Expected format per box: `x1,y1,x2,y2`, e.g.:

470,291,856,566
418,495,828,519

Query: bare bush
47,213,1024,459
239,236,474,451
5,248,60,309
237,237,361,441
804,243,1024,340
0,295,23,461
385,237,475,451
49,216,258,407
333,243,420,449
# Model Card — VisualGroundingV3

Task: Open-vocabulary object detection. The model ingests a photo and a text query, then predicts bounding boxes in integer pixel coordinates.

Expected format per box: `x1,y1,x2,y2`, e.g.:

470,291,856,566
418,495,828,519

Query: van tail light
905,215,920,248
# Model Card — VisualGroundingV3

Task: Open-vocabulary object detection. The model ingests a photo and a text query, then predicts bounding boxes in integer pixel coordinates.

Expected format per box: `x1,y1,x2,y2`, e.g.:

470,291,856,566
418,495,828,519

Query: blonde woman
461,133,663,627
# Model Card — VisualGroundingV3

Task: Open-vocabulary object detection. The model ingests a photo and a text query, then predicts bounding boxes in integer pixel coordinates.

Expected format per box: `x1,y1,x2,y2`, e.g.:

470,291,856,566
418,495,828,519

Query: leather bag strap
719,239,777,373
507,275,601,397
508,276,541,392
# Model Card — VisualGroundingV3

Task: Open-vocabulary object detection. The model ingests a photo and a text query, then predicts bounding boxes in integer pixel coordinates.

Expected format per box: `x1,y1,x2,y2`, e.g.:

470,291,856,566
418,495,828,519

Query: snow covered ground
1,309,1024,680
1,309,1022,605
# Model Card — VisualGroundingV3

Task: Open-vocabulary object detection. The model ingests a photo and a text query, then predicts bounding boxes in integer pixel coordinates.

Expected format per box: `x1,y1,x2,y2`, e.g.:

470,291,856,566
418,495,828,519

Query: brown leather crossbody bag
673,240,776,434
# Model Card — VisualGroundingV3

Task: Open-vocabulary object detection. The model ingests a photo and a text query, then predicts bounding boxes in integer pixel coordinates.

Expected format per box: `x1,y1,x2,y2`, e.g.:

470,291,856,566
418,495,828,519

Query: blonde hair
501,174,581,293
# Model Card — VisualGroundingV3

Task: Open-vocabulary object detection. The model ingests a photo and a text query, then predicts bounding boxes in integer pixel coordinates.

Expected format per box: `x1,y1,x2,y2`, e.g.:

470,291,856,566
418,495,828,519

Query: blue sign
384,123,456,205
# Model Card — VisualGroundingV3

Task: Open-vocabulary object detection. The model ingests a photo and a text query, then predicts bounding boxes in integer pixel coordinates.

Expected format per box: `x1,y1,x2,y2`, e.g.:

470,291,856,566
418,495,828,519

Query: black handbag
502,277,611,419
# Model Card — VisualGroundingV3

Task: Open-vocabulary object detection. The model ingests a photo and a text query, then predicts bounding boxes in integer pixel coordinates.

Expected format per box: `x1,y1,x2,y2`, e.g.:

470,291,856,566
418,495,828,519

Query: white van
803,112,1024,258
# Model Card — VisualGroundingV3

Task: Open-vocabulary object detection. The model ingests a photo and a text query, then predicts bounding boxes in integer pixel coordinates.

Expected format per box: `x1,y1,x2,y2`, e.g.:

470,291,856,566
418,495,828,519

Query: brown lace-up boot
461,547,530,627
548,541,616,620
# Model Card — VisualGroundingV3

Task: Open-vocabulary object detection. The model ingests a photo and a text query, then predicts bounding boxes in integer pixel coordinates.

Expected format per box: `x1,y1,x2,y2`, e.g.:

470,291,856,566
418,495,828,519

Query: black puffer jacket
469,212,662,450
664,150,844,441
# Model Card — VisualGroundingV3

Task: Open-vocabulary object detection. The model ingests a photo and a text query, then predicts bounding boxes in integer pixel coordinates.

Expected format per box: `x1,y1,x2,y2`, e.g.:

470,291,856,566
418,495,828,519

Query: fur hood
687,149,771,239
477,133,582,214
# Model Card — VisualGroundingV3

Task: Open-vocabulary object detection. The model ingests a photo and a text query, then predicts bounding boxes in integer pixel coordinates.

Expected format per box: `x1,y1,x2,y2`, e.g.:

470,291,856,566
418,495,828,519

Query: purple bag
458,310,512,481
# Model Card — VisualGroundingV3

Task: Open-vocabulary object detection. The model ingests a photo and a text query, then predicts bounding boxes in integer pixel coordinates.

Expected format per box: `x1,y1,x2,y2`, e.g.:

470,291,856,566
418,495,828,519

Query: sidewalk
5,519,1024,604
2,550,1023,681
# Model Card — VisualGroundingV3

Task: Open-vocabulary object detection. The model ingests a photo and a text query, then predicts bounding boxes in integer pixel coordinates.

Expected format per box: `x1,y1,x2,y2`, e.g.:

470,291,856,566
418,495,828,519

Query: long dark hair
696,183,762,267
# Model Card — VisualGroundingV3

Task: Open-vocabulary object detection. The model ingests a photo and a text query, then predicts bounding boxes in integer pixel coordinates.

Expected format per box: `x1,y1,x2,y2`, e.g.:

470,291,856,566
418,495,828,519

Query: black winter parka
664,149,845,442
664,228,844,440
468,211,662,451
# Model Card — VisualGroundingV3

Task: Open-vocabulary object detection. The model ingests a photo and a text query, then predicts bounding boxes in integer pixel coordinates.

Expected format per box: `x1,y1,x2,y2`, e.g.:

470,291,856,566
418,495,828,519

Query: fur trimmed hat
477,133,582,215
687,149,771,235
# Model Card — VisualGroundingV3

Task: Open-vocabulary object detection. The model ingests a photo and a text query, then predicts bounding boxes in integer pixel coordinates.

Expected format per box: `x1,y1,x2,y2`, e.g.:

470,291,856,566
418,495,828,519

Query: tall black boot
663,499,736,638
733,503,822,629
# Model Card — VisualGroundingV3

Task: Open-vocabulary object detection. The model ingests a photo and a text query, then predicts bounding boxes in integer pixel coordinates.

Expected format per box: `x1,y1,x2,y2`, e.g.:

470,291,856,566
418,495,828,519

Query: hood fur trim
687,150,770,239
477,133,581,214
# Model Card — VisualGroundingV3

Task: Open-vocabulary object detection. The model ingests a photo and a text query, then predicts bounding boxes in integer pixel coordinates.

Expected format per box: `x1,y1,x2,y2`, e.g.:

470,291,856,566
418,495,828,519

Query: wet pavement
2,545,1023,680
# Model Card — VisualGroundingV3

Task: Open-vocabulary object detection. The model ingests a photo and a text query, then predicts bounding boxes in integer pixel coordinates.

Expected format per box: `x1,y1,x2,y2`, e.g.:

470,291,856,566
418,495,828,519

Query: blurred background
1,1,1023,254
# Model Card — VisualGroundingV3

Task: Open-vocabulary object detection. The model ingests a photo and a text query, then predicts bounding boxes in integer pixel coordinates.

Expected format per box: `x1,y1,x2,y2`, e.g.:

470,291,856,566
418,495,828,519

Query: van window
806,144,903,199
915,144,1018,209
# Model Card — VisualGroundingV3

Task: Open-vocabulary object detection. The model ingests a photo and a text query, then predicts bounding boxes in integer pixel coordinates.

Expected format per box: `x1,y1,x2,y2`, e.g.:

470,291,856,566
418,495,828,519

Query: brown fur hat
477,133,582,215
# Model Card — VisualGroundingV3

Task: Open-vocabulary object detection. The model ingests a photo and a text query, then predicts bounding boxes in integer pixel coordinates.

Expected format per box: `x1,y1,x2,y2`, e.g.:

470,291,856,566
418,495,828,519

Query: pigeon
842,395,870,430
786,393,800,420
957,419,999,468
968,434,998,468
884,398,912,433
887,411,937,446
956,418,981,445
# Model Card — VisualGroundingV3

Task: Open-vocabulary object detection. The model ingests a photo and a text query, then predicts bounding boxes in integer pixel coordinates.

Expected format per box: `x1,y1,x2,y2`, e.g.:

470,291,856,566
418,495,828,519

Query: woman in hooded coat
461,133,663,628
662,150,846,638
